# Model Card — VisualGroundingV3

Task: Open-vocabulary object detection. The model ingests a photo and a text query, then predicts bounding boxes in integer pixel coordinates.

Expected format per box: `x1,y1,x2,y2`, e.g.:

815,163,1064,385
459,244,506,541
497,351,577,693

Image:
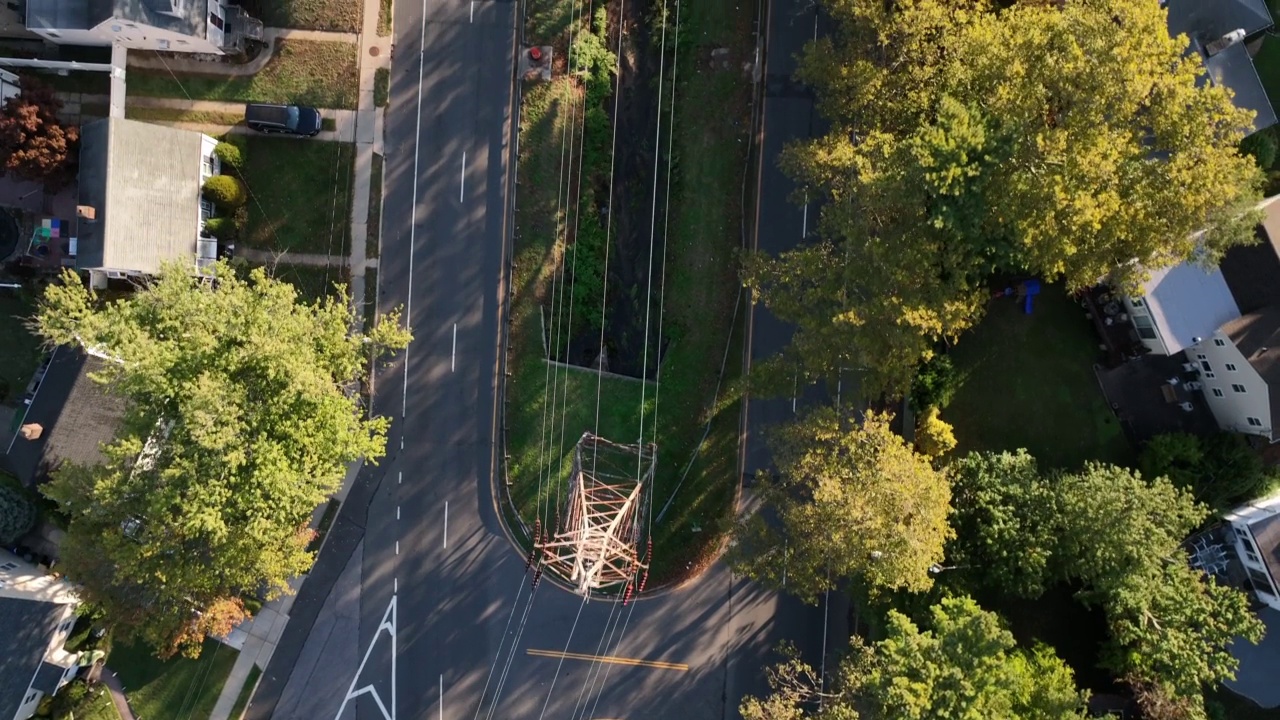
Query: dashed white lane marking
444,502,449,549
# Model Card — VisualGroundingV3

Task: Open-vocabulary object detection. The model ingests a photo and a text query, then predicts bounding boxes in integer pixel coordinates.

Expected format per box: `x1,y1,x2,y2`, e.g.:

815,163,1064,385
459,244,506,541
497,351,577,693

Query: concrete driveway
1227,606,1280,707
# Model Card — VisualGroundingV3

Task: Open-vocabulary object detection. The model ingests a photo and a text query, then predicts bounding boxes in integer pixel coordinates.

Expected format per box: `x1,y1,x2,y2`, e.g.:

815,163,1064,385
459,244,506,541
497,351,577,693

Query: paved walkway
125,28,357,76
100,668,138,720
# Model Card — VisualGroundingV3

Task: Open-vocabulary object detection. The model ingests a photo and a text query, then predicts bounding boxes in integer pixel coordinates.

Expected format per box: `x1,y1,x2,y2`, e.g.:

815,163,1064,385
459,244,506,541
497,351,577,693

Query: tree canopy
946,451,1264,712
740,596,1089,720
728,409,952,600
1140,432,1279,512
0,77,80,188
747,0,1264,393
33,263,410,657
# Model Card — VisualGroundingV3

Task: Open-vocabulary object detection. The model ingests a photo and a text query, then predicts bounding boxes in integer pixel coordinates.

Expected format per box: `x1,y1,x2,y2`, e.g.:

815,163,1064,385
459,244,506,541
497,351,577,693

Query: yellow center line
525,648,690,672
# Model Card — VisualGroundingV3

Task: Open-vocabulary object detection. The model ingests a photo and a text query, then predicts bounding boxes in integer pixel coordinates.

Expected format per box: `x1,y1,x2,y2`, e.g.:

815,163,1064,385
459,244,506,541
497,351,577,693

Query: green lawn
109,639,238,720
942,283,1132,471
251,0,360,32
1254,33,1280,110
368,153,384,259
241,136,354,256
374,68,390,108
0,290,42,404
228,665,263,720
125,106,244,126
128,40,359,109
506,0,751,584
260,264,350,305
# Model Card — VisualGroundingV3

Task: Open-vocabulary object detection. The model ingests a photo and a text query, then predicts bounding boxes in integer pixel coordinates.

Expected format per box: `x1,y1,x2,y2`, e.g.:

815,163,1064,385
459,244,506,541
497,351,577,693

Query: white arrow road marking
335,594,397,720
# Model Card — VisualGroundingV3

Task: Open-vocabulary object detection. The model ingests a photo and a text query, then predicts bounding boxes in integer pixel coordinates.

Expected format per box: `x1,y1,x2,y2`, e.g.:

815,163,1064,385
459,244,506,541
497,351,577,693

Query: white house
24,0,261,55
0,550,82,720
74,116,224,286
1225,492,1280,610
1121,195,1280,440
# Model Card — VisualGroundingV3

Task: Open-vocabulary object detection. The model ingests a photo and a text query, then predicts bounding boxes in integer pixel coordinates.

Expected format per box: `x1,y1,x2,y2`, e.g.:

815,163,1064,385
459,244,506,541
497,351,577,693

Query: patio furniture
1162,384,1179,403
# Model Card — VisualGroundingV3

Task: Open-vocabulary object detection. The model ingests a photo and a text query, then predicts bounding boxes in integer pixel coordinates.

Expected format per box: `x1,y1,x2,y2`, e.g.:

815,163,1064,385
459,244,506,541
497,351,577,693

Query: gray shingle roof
25,0,112,31
3,348,126,488
76,117,205,275
30,660,70,695
1222,308,1280,441
1202,41,1279,133
1165,0,1274,42
115,0,209,39
0,597,68,720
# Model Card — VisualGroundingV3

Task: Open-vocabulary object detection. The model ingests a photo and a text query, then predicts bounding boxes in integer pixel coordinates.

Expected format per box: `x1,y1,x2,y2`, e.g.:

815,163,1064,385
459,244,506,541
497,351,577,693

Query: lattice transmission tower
535,432,655,596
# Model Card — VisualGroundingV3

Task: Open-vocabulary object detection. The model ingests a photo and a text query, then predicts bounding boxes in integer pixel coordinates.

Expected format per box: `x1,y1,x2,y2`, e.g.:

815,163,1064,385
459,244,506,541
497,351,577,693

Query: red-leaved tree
0,77,79,188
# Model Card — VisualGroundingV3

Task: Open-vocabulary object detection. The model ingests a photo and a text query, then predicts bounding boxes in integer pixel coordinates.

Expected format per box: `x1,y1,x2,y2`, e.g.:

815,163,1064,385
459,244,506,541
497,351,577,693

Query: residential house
74,116,224,287
1121,195,1280,439
24,0,261,54
1164,0,1278,133
3,348,126,489
0,549,82,720
1225,492,1280,610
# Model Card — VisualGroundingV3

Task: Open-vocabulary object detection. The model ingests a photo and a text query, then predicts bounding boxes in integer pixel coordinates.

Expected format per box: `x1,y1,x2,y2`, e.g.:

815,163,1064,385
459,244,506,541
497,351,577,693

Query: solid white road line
334,595,397,720
470,0,474,22
439,675,444,720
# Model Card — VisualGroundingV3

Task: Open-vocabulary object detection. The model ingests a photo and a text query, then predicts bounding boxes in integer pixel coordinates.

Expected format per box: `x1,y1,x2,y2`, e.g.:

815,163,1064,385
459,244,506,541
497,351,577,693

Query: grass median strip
229,665,263,720
128,39,359,110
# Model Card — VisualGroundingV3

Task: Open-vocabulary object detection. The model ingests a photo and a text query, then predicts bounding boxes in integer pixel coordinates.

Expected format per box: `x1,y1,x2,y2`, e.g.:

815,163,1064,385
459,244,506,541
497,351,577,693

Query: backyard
0,289,42,404
127,40,360,110
506,0,752,584
241,136,354,256
942,283,1133,471
109,639,238,720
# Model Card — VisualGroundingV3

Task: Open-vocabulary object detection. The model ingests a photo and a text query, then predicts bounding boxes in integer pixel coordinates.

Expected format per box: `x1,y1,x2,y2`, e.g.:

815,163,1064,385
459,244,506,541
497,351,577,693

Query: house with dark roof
0,549,82,720
1120,195,1280,439
1164,0,1278,133
75,116,224,287
1225,494,1280,611
3,347,126,489
24,0,261,54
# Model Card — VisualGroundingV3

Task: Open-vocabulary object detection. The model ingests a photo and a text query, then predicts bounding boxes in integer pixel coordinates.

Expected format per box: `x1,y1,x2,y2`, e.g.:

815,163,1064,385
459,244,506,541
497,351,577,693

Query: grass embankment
252,0,361,32
128,40,359,110
241,136,354,256
506,0,752,584
378,0,393,36
110,639,237,720
942,284,1133,470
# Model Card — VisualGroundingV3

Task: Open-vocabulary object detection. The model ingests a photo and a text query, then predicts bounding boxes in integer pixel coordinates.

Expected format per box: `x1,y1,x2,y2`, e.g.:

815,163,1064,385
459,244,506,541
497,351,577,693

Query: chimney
19,423,43,440
76,205,96,221
1206,29,1247,57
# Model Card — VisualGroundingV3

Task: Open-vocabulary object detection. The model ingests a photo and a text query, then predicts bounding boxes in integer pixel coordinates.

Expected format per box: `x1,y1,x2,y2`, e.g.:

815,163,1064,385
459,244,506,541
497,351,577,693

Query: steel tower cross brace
536,432,656,595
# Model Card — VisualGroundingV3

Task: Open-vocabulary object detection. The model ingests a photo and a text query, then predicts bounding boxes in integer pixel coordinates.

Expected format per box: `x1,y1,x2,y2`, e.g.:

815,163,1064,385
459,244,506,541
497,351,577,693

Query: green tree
0,483,36,544
32,263,410,657
728,409,952,600
1141,432,1278,511
749,0,1264,393
739,597,1090,720
947,450,1058,597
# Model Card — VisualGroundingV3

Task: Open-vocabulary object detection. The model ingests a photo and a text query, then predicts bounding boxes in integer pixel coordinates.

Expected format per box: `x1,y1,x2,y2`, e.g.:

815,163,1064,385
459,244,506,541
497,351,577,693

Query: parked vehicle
245,103,322,137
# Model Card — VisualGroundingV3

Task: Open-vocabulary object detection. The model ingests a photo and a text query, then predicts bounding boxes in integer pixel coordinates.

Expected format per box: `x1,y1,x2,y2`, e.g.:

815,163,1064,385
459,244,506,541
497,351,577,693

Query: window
1227,363,1238,372
1130,297,1146,308
1249,566,1276,596
0,561,16,571
1132,313,1157,340
23,692,36,706
202,154,215,177
1201,361,1213,373
1248,417,1264,427
210,12,225,30
1215,338,1227,347
1233,383,1248,393
1213,388,1225,398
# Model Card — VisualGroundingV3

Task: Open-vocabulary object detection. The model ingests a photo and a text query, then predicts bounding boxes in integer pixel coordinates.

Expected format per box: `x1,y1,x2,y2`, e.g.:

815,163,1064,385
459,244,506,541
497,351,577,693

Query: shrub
202,174,247,210
1242,128,1278,171
213,141,244,171
0,484,36,544
910,354,959,413
203,216,238,242
916,407,957,458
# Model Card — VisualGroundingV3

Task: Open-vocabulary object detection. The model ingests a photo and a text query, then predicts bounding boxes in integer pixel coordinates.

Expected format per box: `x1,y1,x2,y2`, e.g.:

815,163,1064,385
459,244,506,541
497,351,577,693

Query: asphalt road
249,0,843,718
